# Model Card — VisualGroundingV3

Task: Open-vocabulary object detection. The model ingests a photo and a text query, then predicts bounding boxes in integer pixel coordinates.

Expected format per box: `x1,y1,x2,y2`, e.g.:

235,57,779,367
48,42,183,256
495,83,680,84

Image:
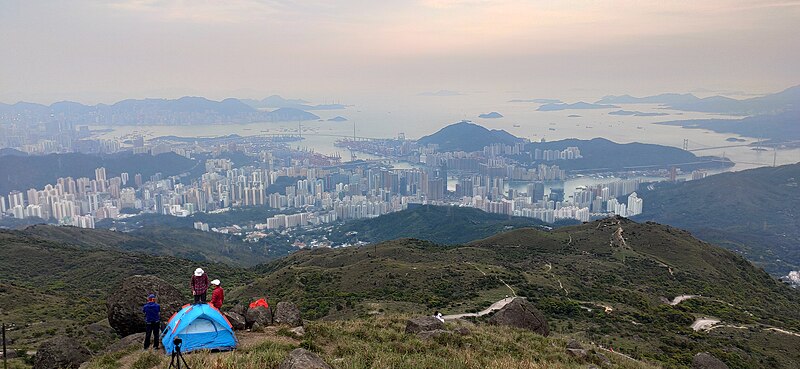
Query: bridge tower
682,139,689,151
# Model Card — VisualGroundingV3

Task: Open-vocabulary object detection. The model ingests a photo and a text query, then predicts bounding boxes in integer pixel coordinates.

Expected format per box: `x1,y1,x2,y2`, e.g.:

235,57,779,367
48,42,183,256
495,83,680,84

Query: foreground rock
405,316,445,334
274,302,302,327
246,306,273,328
224,311,247,330
278,348,332,369
488,297,549,336
417,329,452,340
106,275,184,336
692,353,729,369
105,333,146,354
34,337,91,369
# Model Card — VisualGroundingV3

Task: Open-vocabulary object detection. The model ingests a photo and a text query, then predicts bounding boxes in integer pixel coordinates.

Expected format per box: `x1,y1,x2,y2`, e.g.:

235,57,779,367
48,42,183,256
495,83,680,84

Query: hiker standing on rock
191,268,209,304
210,279,224,309
142,294,161,350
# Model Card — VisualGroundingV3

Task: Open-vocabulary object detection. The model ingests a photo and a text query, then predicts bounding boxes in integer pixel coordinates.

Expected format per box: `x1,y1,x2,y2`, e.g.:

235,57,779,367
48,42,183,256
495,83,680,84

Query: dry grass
83,315,662,369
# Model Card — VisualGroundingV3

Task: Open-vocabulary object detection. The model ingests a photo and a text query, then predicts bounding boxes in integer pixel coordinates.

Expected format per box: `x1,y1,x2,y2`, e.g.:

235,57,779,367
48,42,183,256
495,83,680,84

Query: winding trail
443,297,517,321
669,295,698,305
691,317,721,331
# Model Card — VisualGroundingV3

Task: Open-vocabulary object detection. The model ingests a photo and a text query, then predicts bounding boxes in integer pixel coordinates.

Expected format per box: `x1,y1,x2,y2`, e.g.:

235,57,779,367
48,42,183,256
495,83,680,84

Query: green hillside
234,217,800,368
319,205,551,245
634,162,800,275
0,229,254,347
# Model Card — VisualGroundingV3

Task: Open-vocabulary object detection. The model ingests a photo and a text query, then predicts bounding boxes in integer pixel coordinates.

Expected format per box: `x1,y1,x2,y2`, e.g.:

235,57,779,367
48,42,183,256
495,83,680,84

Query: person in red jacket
191,268,209,304
210,279,224,309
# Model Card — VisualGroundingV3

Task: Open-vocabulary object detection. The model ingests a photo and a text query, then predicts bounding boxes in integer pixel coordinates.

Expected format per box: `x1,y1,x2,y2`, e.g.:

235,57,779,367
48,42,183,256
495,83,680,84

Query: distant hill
597,85,800,114
655,109,800,143
537,102,620,111
0,96,321,126
320,205,549,245
418,121,524,152
478,112,503,119
242,95,346,110
238,218,800,368
526,138,732,172
0,152,197,195
634,163,800,275
327,116,348,122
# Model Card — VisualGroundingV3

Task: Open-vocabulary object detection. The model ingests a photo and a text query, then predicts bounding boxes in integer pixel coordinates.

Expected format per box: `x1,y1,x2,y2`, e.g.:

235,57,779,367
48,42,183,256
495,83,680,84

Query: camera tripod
168,338,191,369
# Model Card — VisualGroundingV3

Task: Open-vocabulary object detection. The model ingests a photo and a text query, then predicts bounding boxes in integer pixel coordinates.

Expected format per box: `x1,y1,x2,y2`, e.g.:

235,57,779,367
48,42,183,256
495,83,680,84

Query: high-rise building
95,167,107,182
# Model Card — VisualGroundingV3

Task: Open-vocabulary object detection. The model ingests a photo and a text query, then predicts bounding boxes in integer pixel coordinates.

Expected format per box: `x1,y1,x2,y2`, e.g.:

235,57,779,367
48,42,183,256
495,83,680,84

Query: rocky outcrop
34,337,91,369
278,348,332,369
274,302,302,327
245,306,272,328
405,316,444,334
105,332,146,354
488,297,549,336
224,311,246,331
106,275,184,337
692,353,729,369
417,329,452,340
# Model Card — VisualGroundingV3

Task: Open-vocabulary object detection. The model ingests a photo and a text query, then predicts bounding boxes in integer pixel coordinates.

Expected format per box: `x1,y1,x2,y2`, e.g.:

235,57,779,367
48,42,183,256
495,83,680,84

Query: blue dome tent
161,304,237,354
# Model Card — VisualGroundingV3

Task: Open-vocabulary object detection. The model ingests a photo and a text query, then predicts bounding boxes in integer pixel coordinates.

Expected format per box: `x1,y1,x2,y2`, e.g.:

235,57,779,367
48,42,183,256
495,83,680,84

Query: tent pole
2,323,7,369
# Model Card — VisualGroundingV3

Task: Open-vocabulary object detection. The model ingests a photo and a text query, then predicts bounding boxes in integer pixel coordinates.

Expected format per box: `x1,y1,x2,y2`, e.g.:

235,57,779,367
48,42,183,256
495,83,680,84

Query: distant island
0,96,321,125
656,109,800,144
417,121,525,152
508,98,562,104
478,112,503,119
537,102,620,111
327,116,348,122
609,110,669,117
596,85,799,115
567,114,581,118
726,137,746,142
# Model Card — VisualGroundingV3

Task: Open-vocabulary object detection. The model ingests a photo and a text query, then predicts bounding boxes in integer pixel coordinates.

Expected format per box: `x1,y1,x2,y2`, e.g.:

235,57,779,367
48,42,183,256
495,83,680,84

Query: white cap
194,268,205,276
210,279,220,286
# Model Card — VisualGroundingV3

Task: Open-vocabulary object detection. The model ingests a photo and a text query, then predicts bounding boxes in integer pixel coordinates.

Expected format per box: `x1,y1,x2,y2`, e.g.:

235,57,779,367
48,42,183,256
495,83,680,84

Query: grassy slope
17,224,272,267
633,162,800,274
233,217,800,369
0,229,254,347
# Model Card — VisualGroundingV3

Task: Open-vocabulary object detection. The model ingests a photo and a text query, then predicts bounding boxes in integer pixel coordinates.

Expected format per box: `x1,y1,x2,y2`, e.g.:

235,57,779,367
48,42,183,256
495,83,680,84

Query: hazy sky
2,0,799,104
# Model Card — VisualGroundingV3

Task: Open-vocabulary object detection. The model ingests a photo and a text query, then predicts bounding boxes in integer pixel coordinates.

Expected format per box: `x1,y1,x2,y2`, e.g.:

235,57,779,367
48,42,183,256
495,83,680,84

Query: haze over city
2,0,800,104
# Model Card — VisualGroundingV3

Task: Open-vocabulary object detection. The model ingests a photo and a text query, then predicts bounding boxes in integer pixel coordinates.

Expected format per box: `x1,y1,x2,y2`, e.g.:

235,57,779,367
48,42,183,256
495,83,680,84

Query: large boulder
692,353,729,369
106,275,185,337
105,333,146,354
245,306,273,328
274,302,302,327
278,348,332,369
405,316,444,334
488,297,549,336
34,336,91,369
224,311,246,331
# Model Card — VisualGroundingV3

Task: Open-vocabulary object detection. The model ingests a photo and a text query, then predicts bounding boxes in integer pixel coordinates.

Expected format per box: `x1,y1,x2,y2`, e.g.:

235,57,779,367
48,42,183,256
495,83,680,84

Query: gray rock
290,326,306,337
591,352,611,366
405,316,444,334
567,339,583,349
454,327,471,336
417,329,452,340
251,322,264,333
692,353,729,369
245,306,272,328
105,333,146,354
488,297,549,336
279,348,332,369
1,349,18,359
34,336,91,369
274,302,302,327
230,303,247,317
567,348,588,360
106,275,184,337
224,311,246,331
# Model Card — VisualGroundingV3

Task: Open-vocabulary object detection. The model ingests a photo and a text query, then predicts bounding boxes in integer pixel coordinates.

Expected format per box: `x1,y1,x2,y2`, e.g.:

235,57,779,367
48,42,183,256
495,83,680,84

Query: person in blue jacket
142,294,161,350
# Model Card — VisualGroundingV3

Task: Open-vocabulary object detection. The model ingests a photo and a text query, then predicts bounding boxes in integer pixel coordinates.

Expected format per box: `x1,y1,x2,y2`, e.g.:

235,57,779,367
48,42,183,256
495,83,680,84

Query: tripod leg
179,352,191,369
168,352,177,369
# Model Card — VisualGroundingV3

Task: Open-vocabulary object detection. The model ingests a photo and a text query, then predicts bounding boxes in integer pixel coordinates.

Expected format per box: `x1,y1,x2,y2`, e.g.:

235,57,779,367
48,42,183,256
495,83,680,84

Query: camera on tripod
169,336,190,369
173,337,182,349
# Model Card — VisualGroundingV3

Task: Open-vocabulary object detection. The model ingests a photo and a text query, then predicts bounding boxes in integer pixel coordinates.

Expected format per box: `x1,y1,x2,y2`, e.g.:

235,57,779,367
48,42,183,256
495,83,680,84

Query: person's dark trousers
194,293,207,304
144,322,160,349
